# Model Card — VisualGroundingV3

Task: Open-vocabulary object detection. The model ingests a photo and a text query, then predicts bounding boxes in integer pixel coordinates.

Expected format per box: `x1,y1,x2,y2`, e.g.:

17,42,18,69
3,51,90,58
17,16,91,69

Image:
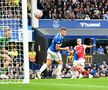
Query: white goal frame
22,0,29,84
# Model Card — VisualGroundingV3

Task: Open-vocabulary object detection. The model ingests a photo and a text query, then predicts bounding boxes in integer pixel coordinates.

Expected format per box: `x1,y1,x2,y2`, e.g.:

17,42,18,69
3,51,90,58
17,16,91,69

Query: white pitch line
30,82,108,88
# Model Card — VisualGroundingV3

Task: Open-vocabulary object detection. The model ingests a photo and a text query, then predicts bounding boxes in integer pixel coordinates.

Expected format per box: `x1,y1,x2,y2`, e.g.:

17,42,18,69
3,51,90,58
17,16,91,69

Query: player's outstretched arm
68,49,74,54
56,44,69,51
86,44,96,48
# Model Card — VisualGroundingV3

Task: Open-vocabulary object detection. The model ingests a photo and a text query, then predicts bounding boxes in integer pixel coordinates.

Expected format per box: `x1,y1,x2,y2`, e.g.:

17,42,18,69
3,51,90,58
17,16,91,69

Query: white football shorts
78,58,85,66
47,49,62,61
73,60,78,66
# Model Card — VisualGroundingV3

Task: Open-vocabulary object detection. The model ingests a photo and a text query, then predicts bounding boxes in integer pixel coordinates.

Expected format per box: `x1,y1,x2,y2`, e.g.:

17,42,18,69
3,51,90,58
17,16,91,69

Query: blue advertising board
39,19,108,28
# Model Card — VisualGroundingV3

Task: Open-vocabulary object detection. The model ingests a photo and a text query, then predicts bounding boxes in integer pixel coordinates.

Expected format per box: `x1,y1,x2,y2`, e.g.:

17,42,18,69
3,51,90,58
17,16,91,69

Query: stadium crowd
29,60,108,79
38,0,108,19
0,0,22,18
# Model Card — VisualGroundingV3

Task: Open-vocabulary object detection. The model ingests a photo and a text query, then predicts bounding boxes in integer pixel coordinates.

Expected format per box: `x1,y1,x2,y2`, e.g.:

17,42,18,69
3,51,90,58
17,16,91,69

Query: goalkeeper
0,28,12,79
0,28,12,67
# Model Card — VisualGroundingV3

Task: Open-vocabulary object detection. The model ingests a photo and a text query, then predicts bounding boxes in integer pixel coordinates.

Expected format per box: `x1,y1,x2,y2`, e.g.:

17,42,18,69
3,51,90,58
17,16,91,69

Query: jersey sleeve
54,36,61,44
83,45,87,49
74,46,76,50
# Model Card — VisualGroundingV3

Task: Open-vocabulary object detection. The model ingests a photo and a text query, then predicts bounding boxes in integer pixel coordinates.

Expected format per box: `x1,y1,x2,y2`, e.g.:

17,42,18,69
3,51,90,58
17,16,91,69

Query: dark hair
60,27,67,31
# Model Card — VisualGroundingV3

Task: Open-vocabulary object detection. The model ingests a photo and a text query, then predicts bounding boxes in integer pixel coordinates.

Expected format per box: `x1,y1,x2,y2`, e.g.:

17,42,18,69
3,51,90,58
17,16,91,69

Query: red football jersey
74,44,87,59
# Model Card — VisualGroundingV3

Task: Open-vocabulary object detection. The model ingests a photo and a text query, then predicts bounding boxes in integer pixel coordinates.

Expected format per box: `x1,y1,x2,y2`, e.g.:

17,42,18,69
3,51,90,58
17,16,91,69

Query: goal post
22,0,29,84
31,0,39,28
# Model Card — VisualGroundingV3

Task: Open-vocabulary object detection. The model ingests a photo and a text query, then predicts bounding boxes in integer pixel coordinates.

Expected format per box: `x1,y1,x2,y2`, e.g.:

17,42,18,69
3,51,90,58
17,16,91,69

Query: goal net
0,0,29,83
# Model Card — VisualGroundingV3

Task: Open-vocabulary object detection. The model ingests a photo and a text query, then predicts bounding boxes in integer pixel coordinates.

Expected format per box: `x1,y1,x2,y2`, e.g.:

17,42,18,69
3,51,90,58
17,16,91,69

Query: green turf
0,78,108,90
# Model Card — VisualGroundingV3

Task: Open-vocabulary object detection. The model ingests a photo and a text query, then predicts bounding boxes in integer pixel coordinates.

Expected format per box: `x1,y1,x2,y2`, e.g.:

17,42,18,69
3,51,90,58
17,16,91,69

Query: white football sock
71,70,75,77
39,64,47,73
56,64,62,77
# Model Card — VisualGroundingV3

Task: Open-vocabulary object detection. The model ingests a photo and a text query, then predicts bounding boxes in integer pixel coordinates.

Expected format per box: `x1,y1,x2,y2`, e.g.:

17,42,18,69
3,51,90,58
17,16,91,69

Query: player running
36,27,69,79
74,38,95,78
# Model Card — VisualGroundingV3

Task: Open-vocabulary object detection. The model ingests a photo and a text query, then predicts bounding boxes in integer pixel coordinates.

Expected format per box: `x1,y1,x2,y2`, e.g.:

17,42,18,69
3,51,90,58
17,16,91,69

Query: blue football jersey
49,33,63,52
74,51,78,61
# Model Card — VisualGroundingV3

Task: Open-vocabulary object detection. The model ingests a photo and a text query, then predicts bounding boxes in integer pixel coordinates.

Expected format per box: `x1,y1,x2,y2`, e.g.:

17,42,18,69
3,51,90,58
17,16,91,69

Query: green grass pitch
0,78,108,90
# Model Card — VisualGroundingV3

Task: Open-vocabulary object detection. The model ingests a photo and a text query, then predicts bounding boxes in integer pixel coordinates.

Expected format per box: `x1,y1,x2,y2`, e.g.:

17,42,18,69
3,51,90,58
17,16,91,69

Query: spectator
102,61,108,69
84,15,90,20
103,11,108,20
98,65,106,77
8,42,18,58
29,45,36,73
62,64,70,77
97,46,105,55
52,65,57,77
29,47,36,63
105,45,108,54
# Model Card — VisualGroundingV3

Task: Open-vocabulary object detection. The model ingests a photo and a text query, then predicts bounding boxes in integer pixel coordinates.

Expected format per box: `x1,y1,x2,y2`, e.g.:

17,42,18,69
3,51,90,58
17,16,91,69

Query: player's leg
56,52,63,79
71,61,78,79
71,66,77,79
56,60,63,79
36,49,53,79
78,59,93,78
77,59,85,78
39,59,52,73
36,59,52,79
80,65,93,78
77,67,82,78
